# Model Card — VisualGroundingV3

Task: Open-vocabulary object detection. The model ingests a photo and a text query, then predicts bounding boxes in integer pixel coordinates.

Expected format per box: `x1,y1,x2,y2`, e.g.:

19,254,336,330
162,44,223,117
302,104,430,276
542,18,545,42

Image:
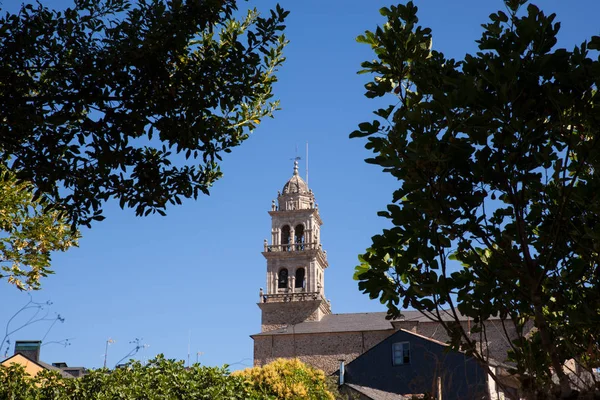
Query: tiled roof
344,383,419,400
37,360,74,378
253,309,474,337
399,329,450,347
253,312,393,336
1,353,73,378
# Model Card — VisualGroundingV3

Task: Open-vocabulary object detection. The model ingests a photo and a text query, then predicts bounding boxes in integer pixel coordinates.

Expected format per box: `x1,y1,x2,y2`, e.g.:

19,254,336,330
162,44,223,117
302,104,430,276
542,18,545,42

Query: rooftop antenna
103,338,115,369
187,330,191,368
306,142,309,187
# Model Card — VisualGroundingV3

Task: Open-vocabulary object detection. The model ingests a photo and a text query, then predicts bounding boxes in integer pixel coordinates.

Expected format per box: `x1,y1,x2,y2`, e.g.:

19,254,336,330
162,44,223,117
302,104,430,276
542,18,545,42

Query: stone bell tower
258,160,331,332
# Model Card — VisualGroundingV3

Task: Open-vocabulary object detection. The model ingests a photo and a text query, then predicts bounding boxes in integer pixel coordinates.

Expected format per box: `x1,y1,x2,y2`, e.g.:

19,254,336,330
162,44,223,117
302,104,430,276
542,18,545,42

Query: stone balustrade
264,242,326,253
260,291,324,303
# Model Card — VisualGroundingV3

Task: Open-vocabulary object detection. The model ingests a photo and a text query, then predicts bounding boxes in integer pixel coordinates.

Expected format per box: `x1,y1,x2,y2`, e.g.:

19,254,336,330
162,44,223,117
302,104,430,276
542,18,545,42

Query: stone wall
254,330,395,374
258,299,330,332
254,319,521,375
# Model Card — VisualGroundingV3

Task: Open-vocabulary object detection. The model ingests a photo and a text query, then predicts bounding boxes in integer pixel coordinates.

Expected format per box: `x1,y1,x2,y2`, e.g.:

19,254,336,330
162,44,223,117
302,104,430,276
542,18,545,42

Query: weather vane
288,144,309,186
290,144,301,162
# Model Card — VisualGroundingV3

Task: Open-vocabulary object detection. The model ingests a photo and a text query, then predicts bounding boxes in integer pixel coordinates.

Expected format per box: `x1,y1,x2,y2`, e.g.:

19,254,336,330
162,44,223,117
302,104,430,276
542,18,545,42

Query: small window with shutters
392,342,410,365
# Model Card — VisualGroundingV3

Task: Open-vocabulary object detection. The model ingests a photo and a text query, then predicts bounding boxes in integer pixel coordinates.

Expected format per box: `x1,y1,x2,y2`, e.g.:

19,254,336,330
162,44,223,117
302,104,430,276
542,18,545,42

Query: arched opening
295,268,305,289
295,224,305,250
281,225,291,251
278,268,288,289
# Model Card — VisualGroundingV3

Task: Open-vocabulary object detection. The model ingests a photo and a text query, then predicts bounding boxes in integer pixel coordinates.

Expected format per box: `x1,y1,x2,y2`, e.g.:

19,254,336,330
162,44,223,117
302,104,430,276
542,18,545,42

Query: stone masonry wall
259,299,330,332
254,330,395,374
254,319,521,375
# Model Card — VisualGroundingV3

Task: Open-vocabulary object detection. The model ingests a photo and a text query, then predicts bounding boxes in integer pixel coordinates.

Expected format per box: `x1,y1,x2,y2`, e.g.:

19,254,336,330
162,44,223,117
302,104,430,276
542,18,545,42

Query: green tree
0,355,261,399
352,1,600,398
0,356,337,399
0,364,38,400
1,164,79,290
0,0,288,228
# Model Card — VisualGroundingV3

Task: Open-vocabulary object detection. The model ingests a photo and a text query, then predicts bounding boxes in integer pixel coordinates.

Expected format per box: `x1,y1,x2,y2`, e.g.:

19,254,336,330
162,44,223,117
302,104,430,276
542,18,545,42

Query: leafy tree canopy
1,355,254,399
234,358,335,400
0,0,288,228
0,164,79,290
0,355,336,400
352,1,600,397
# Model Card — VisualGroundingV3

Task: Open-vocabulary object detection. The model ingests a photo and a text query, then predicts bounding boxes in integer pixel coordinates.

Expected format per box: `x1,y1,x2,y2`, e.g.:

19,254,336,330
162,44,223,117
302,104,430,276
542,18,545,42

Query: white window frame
392,341,410,365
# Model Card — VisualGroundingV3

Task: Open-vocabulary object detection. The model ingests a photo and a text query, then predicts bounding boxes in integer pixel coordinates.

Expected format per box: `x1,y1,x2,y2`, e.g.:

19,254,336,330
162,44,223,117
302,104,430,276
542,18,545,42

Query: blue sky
1,0,599,370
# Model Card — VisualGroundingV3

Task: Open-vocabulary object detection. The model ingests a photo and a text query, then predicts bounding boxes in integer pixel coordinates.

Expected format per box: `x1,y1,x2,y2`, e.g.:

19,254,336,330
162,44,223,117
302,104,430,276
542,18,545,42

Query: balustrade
264,242,321,252
260,291,323,303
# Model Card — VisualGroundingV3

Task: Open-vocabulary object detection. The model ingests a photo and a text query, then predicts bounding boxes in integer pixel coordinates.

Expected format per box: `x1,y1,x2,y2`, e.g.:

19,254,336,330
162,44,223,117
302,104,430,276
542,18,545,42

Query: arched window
295,268,305,289
278,268,288,289
295,224,305,250
281,225,291,251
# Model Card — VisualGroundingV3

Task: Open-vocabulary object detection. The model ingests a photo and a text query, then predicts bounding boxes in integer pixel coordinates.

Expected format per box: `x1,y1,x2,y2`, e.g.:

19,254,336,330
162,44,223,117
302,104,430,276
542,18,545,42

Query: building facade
341,329,488,399
252,162,516,380
257,160,331,333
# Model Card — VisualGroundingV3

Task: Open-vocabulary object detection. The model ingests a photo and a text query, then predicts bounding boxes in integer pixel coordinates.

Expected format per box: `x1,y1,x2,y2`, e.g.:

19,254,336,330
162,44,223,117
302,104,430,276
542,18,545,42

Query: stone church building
251,161,514,377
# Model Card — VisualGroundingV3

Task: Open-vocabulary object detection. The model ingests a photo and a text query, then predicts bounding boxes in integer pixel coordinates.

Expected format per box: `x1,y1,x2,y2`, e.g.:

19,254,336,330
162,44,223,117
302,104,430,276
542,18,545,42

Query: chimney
338,359,345,386
14,340,42,362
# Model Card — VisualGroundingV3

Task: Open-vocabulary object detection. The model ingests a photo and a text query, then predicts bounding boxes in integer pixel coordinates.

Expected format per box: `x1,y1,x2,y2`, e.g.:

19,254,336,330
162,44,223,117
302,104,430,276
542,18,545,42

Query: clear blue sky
1,0,599,370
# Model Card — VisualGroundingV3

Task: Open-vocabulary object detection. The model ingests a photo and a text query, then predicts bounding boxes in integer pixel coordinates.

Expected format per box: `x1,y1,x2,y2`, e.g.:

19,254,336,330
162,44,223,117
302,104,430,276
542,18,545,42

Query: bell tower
258,160,331,332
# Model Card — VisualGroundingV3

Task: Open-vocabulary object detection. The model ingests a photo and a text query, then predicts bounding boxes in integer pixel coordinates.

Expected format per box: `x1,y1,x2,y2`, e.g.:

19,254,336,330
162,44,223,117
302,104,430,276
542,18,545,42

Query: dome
282,161,308,195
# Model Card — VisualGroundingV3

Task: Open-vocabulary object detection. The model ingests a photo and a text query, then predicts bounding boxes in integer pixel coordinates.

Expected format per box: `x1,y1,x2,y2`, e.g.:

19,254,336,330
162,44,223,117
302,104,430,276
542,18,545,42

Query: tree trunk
532,298,572,399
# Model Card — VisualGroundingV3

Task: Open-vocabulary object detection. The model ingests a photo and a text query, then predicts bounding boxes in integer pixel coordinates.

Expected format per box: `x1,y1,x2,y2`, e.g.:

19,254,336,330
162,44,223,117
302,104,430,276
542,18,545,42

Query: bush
234,358,335,400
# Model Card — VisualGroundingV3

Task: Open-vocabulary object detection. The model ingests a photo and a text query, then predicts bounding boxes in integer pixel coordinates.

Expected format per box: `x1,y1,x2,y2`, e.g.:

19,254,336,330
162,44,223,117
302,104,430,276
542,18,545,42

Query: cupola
282,160,308,195
277,161,315,212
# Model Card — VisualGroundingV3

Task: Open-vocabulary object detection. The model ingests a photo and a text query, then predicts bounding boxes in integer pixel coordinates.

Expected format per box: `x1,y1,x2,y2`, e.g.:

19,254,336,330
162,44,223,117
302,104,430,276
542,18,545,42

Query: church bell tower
258,160,331,332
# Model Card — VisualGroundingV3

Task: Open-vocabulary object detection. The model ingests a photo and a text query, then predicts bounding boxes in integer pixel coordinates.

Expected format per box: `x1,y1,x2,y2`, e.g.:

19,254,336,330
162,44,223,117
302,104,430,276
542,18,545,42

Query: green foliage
0,355,257,399
0,363,38,400
0,164,79,290
0,356,336,399
0,0,288,228
353,1,600,397
234,358,335,400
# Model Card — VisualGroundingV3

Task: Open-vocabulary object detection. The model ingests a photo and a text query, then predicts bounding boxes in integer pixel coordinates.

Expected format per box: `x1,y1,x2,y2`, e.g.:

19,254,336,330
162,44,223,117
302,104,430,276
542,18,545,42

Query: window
295,224,305,250
392,342,410,365
278,269,288,289
295,268,305,289
281,225,291,251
